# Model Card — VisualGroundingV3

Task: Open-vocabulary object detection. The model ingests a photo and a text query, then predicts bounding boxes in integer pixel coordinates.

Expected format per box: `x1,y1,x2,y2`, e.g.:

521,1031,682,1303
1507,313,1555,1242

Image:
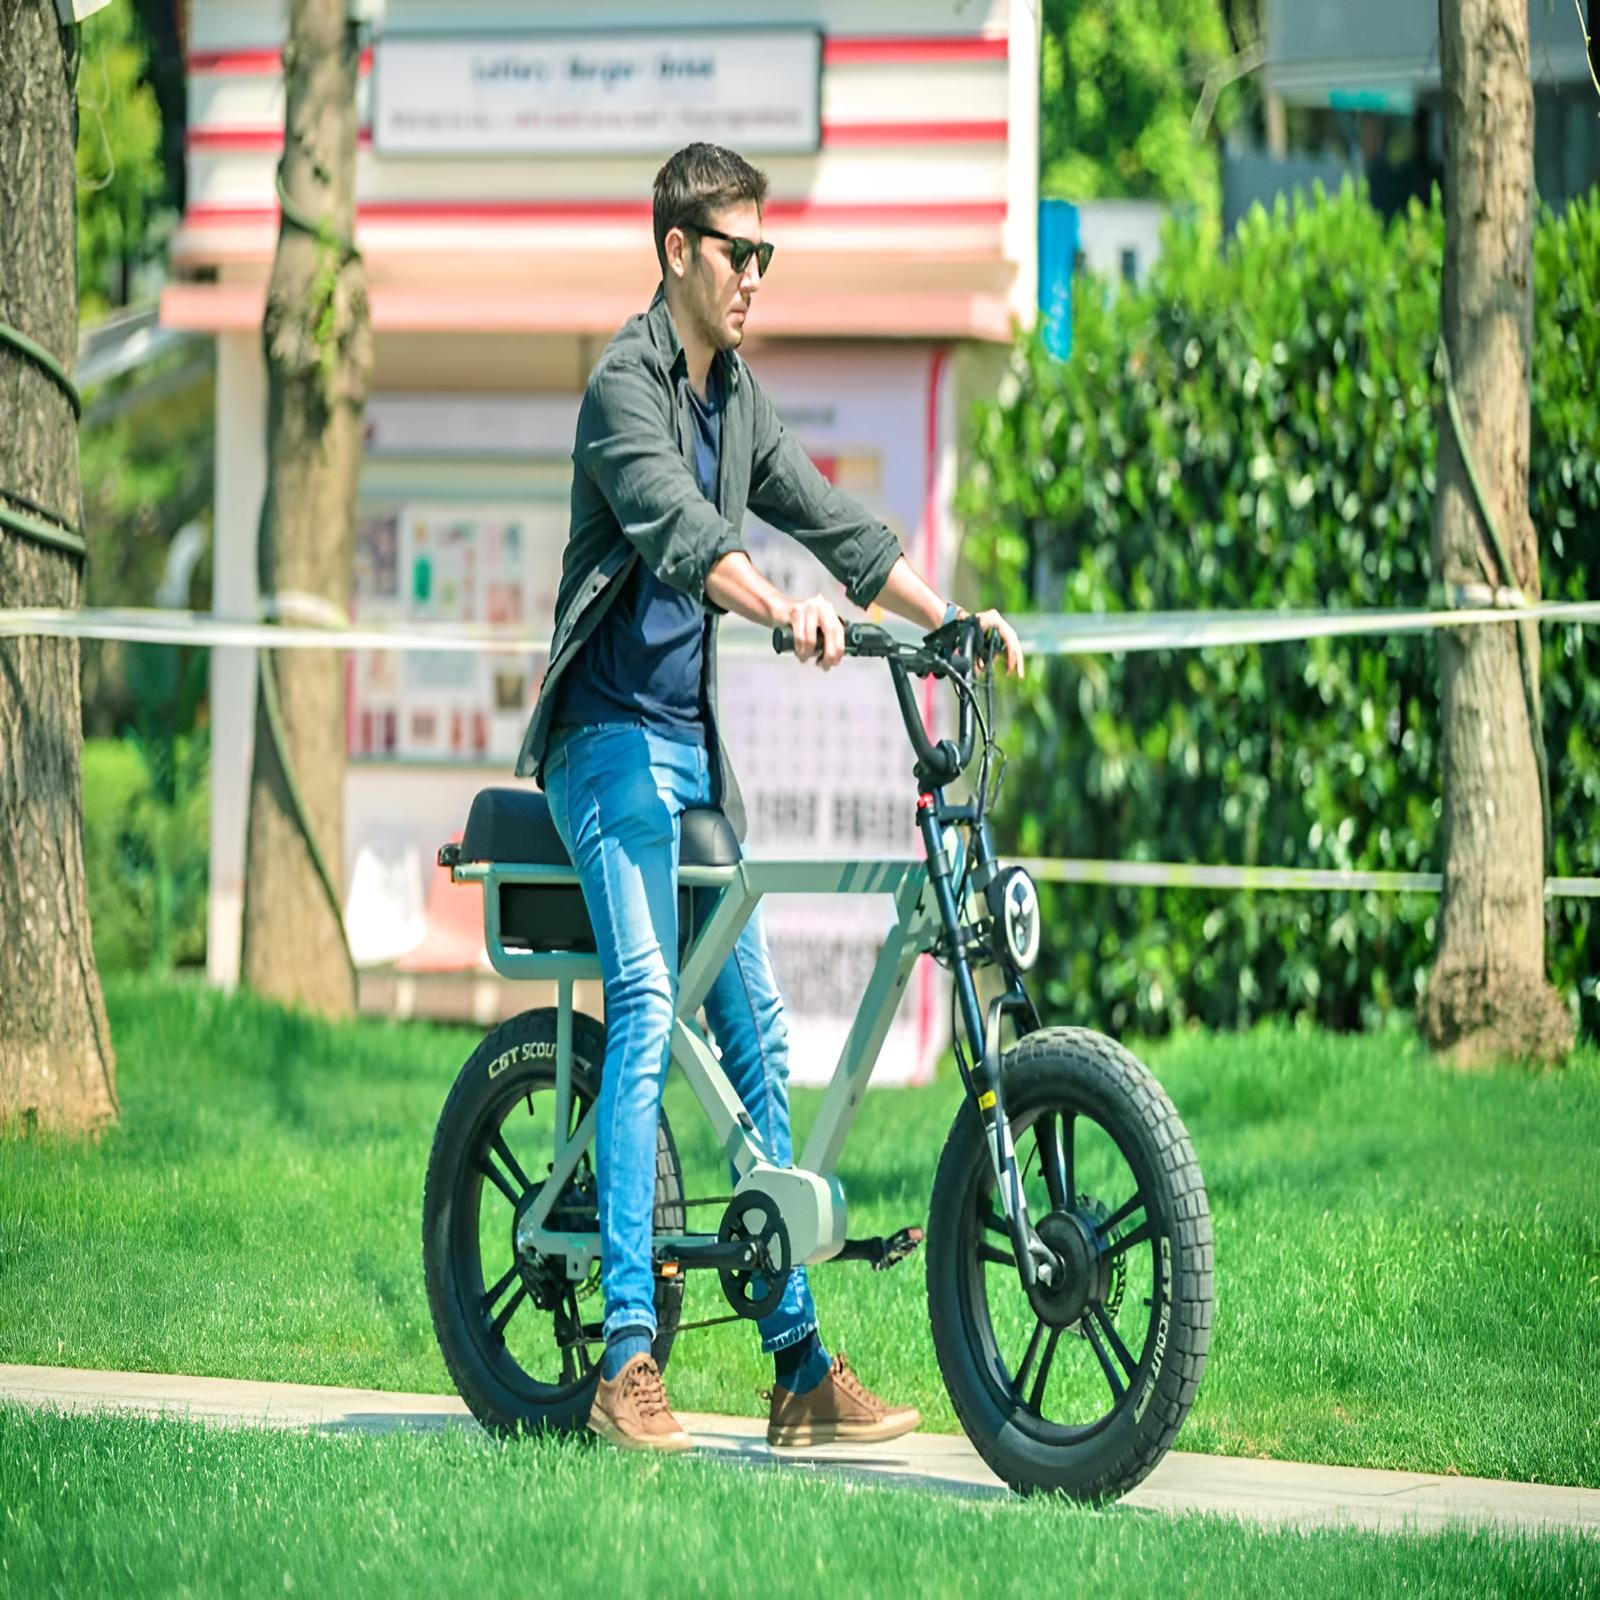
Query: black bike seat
458,788,739,869
679,806,741,867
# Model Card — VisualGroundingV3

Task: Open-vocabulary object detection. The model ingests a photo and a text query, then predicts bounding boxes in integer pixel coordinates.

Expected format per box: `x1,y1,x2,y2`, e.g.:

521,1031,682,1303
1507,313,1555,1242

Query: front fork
916,795,1060,1292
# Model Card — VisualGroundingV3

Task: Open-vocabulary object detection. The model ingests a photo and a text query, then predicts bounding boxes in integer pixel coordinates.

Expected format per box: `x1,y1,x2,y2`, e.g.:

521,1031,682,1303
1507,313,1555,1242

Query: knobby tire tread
422,1007,684,1438
927,1026,1212,1500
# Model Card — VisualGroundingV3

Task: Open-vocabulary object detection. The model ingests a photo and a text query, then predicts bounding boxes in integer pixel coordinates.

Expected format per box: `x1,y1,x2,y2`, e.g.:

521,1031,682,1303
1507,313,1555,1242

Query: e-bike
422,616,1212,1498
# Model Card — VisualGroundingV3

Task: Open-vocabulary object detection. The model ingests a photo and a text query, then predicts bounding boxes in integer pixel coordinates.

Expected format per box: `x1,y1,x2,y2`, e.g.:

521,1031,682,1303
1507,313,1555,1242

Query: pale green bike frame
450,842,957,1282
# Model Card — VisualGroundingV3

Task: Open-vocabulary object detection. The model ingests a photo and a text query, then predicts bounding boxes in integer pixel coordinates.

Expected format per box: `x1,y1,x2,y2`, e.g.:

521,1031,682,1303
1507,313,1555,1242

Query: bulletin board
345,348,956,1085
348,502,567,764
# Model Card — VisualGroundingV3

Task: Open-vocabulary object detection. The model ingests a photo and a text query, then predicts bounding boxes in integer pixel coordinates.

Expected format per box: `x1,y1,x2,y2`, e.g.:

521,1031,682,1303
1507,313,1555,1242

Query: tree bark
239,0,371,1017
0,3,117,1133
1420,0,1574,1064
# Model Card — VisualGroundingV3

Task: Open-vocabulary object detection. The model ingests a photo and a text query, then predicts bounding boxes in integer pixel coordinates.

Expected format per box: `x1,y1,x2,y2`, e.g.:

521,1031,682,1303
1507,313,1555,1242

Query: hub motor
1026,1197,1127,1332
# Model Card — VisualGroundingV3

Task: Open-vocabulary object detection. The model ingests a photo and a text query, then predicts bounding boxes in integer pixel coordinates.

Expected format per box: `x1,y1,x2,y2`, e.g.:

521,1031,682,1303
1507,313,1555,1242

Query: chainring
717,1191,791,1320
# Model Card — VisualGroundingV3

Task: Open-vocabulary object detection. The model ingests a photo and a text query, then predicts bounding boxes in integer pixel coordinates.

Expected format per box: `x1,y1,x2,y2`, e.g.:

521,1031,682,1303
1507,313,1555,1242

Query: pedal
835,1226,924,1270
876,1226,924,1271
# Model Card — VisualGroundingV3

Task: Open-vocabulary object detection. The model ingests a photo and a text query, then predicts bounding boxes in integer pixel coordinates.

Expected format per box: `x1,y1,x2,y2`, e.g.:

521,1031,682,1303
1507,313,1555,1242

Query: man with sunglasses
517,143,1024,1454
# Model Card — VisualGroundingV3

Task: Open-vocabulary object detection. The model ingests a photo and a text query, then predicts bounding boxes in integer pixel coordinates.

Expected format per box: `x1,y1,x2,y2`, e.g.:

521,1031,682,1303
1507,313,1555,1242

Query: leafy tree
1421,0,1572,1063
1039,0,1243,214
79,362,214,735
1,1,119,1132
75,1,165,316
241,0,372,1017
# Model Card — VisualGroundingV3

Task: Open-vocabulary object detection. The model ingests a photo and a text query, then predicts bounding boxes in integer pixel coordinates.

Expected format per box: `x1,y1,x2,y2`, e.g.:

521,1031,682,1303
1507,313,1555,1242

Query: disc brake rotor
1076,1194,1126,1328
515,1165,600,1311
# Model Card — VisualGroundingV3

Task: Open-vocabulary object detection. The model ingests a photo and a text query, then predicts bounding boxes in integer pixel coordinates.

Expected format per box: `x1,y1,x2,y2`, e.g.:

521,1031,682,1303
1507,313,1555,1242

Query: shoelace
830,1353,886,1416
624,1358,673,1419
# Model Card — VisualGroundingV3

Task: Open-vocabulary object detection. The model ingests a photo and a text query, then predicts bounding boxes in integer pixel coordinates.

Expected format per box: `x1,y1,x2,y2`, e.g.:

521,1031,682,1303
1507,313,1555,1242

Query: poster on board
349,502,566,764
718,344,953,1086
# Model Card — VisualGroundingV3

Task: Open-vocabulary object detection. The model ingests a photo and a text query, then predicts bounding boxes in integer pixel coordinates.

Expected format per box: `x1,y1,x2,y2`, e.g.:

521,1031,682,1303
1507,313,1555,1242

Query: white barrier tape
1,599,1597,656
1007,599,1600,656
0,607,539,654
261,591,351,629
1015,857,1600,900
2,606,1592,901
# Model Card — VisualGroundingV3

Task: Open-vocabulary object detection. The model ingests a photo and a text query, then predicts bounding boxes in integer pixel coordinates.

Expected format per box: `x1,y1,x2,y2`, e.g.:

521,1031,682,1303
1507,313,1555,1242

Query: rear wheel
422,1006,684,1435
927,1027,1212,1499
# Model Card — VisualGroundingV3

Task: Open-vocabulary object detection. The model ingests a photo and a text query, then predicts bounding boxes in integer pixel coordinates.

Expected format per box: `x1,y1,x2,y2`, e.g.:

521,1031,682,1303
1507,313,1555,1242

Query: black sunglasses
693,226,775,277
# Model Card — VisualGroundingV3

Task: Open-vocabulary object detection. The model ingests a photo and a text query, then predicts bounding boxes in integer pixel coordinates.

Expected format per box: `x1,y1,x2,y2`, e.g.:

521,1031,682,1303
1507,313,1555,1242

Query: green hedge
961,182,1599,1039
83,733,209,974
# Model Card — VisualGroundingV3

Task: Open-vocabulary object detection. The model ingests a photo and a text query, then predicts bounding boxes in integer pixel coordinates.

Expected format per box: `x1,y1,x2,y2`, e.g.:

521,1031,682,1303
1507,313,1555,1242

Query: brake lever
922,616,977,678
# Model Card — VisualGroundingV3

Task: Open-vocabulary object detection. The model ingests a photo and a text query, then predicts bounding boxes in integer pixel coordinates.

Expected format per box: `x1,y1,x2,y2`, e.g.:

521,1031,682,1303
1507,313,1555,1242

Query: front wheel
927,1027,1212,1499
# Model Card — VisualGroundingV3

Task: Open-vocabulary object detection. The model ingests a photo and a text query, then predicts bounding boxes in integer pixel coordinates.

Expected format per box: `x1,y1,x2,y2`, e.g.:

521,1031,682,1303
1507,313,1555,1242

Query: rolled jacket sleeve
745,378,903,610
575,356,746,602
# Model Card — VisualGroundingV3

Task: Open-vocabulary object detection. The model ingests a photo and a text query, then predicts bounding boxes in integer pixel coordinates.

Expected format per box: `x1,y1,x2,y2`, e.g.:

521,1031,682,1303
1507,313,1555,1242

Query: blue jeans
543,720,819,1354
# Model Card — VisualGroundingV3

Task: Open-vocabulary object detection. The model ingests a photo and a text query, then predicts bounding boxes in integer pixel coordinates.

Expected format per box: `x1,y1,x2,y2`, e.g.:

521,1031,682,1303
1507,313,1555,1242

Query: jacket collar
646,283,743,392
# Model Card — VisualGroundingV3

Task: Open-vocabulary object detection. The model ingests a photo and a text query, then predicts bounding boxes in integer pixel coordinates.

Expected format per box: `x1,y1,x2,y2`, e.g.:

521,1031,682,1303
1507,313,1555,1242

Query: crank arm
653,1236,760,1273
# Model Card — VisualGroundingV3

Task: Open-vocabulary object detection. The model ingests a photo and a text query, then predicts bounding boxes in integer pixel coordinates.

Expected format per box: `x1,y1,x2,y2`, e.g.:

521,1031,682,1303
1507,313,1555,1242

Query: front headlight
988,865,1040,972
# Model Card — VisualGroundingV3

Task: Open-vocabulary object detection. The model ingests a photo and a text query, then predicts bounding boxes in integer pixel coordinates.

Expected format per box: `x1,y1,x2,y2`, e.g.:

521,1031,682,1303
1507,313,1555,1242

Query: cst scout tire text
926,1028,1213,1498
423,1006,686,1436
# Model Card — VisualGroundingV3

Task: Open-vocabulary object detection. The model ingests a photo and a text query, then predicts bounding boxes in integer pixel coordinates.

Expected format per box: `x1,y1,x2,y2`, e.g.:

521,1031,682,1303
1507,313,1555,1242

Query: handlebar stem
771,616,987,787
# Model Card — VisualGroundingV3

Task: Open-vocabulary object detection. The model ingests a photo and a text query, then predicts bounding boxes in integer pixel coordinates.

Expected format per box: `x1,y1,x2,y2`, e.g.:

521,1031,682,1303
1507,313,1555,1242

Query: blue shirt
555,364,722,741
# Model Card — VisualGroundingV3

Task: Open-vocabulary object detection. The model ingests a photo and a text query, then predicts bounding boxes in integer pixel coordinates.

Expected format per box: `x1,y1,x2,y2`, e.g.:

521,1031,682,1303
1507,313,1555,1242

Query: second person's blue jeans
542,720,819,1355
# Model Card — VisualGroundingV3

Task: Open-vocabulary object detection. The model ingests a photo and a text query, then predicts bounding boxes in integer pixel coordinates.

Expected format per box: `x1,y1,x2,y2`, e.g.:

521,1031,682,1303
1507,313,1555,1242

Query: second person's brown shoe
588,1353,693,1453
766,1352,920,1448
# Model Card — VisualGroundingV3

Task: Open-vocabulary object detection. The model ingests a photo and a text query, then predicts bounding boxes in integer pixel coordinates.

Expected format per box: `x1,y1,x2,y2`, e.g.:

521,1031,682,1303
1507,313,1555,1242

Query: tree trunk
239,0,372,1017
0,3,117,1133
1419,0,1574,1064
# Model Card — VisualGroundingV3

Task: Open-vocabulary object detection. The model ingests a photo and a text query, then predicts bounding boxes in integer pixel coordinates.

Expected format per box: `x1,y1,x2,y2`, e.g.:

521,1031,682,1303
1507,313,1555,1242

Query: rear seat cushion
460,788,739,868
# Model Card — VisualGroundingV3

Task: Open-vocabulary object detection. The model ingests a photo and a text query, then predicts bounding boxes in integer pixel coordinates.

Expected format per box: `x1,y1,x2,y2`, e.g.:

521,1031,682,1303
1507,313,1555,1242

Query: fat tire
926,1026,1212,1499
423,1006,685,1436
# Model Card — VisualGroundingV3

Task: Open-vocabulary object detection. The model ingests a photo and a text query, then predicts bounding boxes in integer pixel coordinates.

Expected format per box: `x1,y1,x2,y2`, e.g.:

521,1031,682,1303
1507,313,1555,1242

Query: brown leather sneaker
588,1354,693,1453
766,1352,921,1449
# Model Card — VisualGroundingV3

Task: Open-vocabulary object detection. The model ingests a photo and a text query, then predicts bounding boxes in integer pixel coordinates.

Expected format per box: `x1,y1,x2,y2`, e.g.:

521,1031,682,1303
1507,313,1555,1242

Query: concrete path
4,1363,1596,1538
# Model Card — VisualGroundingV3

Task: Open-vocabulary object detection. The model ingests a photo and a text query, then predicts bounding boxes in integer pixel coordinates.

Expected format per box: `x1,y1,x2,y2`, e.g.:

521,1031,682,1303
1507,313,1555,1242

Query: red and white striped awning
165,20,1027,342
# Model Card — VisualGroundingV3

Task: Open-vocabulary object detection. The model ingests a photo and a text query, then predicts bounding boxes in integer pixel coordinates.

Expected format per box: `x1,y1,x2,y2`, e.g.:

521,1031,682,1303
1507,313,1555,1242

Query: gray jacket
516,286,904,837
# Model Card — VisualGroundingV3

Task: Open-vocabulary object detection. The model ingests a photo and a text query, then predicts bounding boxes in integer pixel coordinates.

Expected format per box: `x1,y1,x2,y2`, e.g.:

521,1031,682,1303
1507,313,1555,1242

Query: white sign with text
373,30,822,156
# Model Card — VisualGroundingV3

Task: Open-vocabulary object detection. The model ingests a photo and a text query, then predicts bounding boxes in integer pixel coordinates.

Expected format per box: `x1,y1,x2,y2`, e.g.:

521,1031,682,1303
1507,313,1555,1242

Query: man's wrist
940,600,961,628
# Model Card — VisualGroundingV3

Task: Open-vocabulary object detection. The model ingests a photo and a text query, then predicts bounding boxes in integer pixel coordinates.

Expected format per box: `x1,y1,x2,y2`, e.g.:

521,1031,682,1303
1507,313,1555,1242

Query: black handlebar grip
773,621,894,658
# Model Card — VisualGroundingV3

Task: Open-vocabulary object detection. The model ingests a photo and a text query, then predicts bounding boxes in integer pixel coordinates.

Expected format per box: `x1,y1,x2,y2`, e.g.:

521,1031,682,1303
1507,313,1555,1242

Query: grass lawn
2,977,1597,1489
2,1407,1594,1600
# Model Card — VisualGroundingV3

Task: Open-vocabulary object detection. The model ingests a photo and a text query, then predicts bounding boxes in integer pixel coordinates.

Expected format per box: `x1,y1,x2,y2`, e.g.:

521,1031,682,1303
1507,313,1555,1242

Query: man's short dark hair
652,143,769,275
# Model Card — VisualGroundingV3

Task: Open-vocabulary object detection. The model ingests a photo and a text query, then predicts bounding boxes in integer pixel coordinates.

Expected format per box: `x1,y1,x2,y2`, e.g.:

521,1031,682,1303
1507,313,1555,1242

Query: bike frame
451,845,950,1278
451,623,1051,1295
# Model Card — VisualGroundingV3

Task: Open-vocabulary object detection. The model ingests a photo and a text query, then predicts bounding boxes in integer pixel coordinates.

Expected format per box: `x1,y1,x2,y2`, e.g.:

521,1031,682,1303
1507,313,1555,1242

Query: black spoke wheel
927,1027,1212,1499
423,1007,684,1436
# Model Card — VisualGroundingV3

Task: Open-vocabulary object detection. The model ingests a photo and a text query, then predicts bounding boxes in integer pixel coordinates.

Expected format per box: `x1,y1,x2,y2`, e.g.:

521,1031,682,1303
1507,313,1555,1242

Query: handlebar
771,617,1000,787
770,621,899,660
